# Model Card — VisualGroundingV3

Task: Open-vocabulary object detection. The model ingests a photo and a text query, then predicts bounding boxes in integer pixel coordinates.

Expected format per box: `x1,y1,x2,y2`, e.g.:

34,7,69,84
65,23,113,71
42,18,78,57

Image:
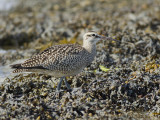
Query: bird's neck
83,42,96,54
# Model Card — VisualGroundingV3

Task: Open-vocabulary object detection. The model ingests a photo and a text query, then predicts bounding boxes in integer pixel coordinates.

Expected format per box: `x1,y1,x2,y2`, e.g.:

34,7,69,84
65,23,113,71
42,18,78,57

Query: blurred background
0,0,160,119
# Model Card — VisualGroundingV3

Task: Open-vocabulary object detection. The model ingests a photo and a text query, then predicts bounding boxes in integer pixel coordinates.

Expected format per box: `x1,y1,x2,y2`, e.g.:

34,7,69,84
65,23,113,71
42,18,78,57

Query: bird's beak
96,35,107,39
96,34,118,42
99,35,118,42
95,35,102,38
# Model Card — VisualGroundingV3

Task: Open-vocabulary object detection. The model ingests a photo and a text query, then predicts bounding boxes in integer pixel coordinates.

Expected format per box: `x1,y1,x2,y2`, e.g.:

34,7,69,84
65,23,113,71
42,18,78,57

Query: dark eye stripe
87,34,96,37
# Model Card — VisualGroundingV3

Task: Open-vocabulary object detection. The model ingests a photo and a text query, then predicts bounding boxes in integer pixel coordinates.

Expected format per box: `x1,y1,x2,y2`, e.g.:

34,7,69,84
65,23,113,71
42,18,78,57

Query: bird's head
83,31,105,45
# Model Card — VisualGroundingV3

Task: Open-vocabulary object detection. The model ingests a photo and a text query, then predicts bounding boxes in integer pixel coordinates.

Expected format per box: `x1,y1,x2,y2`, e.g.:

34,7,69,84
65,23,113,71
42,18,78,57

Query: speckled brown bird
11,32,108,90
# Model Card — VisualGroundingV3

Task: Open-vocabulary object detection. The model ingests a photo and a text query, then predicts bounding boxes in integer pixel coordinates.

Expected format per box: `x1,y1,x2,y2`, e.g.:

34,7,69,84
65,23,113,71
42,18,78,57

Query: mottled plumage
11,32,106,90
11,44,95,77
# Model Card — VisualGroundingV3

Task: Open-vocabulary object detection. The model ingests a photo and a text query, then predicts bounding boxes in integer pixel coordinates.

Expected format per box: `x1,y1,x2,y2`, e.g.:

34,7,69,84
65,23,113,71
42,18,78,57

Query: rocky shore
0,0,160,119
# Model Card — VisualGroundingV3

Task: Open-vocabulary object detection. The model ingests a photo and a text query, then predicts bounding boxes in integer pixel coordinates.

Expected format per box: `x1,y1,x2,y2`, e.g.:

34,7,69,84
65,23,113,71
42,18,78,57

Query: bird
10,31,111,91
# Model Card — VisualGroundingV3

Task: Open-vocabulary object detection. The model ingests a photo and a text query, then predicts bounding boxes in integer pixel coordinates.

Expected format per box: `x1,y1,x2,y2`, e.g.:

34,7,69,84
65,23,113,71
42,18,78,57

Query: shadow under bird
10,31,114,91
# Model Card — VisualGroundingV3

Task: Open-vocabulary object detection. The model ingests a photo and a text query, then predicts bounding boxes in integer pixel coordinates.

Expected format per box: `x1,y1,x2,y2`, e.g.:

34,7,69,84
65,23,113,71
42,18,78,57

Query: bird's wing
18,44,86,71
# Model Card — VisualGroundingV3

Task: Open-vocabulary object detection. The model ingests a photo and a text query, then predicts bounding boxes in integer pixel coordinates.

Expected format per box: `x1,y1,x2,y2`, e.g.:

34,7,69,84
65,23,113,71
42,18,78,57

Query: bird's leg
57,77,64,91
64,77,71,90
52,77,64,99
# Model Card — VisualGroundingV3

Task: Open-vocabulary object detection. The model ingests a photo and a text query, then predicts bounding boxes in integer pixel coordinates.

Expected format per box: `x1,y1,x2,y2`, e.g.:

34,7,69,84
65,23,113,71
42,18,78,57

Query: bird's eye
92,34,96,36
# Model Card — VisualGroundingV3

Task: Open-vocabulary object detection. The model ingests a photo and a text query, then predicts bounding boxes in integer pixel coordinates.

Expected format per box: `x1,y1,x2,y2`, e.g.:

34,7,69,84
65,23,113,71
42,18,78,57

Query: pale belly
28,67,85,77
44,69,83,77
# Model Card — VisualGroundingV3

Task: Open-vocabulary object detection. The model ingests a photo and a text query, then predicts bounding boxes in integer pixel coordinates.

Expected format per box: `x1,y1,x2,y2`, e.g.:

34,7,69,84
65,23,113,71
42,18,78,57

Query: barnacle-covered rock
0,0,160,119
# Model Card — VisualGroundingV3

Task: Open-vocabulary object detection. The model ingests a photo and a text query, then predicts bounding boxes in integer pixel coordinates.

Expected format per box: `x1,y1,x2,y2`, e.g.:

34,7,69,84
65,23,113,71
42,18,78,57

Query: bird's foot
52,89,64,99
64,79,72,91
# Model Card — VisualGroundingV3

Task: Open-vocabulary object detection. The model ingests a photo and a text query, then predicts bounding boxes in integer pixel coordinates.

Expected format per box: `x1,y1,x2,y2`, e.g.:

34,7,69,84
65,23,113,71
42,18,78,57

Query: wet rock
0,0,160,119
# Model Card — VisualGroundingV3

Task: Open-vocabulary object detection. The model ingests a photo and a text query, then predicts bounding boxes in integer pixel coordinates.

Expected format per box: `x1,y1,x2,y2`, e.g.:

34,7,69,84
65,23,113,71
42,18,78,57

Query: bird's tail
10,64,29,73
10,63,46,73
10,64,22,69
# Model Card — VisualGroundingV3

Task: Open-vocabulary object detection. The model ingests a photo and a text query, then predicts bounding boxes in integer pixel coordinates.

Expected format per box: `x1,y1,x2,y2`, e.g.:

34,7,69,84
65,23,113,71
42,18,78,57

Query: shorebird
10,31,112,91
